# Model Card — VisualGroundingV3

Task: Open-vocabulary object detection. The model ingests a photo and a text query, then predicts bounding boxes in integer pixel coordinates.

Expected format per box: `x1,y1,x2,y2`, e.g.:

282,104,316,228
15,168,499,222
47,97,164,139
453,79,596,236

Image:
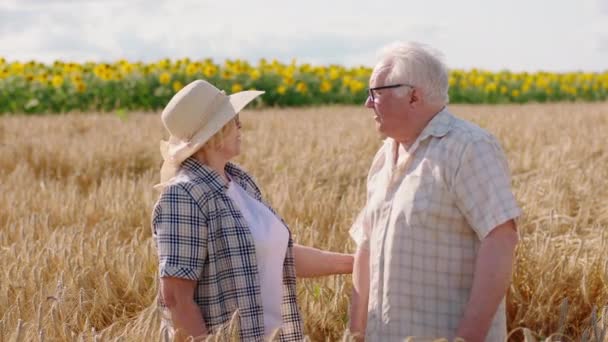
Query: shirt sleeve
349,142,389,250
451,137,522,240
349,207,372,250
152,184,208,281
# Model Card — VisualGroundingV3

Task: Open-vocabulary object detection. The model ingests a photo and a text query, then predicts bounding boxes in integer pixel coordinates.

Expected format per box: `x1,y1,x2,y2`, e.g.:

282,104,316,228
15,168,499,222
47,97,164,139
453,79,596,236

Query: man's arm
349,246,370,340
455,220,518,342
292,244,353,277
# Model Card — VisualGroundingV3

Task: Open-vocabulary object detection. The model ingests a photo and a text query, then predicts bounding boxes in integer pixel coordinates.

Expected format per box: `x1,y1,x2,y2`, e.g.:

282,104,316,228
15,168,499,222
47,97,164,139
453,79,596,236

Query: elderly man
348,42,521,342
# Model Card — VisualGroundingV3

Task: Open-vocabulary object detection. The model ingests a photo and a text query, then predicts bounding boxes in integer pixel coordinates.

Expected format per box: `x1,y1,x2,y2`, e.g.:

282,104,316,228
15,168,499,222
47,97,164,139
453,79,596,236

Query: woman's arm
154,184,209,339
161,277,208,340
292,244,354,277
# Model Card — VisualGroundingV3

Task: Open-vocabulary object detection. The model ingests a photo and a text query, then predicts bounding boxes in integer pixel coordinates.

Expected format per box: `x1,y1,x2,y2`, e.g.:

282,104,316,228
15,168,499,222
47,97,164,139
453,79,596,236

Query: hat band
186,90,229,141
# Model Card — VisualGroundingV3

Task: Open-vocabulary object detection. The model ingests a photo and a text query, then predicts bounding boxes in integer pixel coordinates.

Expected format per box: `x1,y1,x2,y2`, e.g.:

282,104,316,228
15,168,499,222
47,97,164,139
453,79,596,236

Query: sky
1,0,607,72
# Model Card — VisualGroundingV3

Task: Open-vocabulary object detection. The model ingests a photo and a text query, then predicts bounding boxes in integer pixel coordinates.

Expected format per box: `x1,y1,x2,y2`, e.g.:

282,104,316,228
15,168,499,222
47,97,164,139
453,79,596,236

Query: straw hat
155,80,264,188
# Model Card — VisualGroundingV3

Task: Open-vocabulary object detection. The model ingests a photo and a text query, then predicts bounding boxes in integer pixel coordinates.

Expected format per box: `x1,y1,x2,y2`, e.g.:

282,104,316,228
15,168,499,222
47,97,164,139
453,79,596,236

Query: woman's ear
194,146,208,162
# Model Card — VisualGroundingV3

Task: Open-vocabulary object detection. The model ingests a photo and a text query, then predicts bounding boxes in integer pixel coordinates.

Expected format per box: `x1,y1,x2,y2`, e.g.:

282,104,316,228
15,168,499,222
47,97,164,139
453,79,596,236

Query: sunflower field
0,56,607,114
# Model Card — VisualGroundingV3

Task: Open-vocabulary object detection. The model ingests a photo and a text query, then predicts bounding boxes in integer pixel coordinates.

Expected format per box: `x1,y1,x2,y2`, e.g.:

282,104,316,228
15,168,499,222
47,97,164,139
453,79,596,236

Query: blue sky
1,0,607,71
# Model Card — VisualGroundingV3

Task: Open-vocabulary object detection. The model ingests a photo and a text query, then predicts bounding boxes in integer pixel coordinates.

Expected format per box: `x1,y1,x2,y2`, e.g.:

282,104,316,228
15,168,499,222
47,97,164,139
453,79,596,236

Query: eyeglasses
367,83,414,102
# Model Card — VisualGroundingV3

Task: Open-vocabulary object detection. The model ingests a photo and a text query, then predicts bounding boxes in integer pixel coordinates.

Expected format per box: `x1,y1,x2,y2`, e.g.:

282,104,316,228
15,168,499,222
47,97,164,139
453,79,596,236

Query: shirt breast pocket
398,160,450,224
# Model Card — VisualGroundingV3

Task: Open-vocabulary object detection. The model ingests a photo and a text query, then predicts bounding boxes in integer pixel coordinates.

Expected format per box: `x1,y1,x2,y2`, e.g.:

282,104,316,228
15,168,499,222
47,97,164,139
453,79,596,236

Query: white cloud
600,0,608,14
597,34,608,52
0,0,606,70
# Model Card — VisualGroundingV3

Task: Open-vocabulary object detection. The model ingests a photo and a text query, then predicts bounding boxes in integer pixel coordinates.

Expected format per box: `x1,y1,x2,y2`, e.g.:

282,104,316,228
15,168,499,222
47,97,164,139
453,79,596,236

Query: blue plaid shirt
152,157,304,341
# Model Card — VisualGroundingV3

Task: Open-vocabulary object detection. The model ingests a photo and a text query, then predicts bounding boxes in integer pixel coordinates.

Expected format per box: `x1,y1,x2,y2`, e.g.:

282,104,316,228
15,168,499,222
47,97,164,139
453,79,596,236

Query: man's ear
409,88,420,106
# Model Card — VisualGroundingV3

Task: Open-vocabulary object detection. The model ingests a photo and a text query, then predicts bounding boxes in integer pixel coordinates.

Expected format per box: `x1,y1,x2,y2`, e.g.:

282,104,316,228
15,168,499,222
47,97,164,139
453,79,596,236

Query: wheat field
0,102,607,341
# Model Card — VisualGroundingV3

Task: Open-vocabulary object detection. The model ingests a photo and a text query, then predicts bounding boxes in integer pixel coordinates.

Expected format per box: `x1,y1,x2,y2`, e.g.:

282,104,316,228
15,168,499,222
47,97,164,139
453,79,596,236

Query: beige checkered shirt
350,108,521,341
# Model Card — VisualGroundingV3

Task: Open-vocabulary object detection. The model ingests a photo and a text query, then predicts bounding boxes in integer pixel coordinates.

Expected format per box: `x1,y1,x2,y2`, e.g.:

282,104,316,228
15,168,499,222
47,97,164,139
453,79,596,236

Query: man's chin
375,125,392,140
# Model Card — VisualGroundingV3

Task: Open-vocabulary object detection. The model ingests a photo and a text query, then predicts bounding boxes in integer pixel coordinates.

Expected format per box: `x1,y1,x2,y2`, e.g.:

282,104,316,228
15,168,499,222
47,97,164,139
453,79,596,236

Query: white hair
375,41,449,106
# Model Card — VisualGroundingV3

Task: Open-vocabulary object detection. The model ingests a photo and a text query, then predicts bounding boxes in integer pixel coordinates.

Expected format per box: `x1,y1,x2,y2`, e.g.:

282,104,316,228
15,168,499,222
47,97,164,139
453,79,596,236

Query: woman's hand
161,277,208,340
293,244,354,277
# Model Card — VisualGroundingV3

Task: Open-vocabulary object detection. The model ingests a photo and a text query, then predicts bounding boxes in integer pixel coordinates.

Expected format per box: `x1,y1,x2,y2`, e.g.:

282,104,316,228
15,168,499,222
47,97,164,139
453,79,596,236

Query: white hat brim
155,90,264,188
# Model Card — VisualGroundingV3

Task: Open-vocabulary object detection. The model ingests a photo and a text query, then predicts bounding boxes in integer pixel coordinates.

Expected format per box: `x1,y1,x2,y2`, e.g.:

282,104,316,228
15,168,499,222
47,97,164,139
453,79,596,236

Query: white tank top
225,179,289,336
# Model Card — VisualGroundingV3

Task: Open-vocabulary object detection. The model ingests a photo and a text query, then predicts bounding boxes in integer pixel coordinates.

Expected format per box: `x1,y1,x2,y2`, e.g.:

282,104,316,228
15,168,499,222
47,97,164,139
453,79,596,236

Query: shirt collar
181,157,246,192
416,106,453,142
386,107,453,164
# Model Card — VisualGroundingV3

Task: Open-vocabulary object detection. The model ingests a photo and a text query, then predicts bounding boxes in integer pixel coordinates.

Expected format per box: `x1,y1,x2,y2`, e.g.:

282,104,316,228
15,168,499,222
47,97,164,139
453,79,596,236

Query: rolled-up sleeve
452,137,522,240
152,184,208,281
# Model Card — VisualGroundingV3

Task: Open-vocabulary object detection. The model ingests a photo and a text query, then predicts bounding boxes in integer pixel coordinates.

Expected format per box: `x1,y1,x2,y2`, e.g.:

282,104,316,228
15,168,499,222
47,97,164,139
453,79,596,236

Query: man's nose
365,96,375,108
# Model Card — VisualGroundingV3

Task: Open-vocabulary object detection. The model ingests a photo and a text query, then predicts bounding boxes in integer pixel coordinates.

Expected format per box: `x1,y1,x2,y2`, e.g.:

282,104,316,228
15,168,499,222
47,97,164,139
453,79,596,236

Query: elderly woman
152,80,352,341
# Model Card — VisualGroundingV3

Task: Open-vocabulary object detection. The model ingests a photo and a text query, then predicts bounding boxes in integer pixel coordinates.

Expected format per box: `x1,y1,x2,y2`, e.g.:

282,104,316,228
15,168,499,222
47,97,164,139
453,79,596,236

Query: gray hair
376,41,449,106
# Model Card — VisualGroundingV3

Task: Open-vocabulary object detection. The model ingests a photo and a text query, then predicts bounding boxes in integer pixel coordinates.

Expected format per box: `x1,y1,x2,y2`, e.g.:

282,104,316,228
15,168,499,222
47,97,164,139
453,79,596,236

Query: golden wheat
0,103,607,341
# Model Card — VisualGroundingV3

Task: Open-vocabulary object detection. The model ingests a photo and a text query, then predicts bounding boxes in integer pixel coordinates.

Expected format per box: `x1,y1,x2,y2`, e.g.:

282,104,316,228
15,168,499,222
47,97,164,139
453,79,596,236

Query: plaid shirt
152,157,304,341
350,108,521,341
